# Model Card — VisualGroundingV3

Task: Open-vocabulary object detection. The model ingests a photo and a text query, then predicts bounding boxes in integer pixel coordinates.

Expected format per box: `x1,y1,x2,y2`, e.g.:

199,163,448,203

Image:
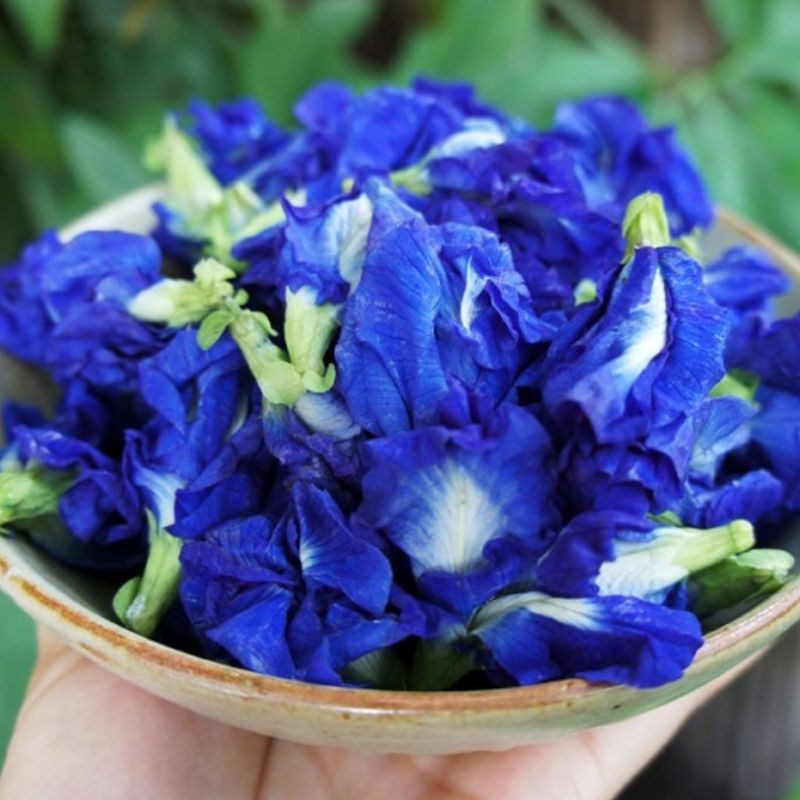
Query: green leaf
703,0,766,45
61,115,148,204
239,0,376,125
0,47,61,165
3,0,68,59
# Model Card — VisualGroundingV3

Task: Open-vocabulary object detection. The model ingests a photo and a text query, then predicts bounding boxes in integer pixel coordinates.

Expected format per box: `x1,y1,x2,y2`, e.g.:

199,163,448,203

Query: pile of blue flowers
1,80,798,690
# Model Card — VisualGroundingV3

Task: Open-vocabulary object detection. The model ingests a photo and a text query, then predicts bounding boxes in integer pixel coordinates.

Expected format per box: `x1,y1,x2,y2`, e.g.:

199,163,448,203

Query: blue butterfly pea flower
0,231,163,376
336,183,449,435
553,96,713,234
704,246,790,321
472,591,703,688
537,510,754,603
180,484,417,684
543,246,729,442
356,383,556,615
188,98,292,187
13,425,143,547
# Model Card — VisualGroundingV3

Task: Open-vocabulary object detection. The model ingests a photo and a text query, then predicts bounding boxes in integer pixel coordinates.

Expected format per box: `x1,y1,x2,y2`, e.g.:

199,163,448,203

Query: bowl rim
3,198,800,716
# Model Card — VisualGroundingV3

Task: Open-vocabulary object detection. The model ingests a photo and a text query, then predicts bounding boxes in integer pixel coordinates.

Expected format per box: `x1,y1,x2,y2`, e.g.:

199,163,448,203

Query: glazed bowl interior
1,188,800,755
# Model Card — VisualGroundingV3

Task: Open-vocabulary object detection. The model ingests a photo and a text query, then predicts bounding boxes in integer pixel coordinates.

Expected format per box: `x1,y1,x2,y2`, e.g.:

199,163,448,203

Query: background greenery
1,0,800,793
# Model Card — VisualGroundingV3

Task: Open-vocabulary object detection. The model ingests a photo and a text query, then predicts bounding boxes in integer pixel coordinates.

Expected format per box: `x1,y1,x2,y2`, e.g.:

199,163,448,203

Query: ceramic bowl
2,188,800,755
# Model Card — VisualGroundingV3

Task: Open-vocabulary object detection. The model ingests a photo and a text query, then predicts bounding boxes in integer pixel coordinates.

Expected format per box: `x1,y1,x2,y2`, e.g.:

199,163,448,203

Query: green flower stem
113,510,182,638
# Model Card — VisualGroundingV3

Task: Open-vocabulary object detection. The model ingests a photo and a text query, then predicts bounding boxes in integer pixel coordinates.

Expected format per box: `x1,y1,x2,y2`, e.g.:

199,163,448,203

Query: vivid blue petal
336,86,463,175
686,396,754,483
682,470,785,528
436,223,557,368
474,592,703,688
189,98,291,186
704,245,789,318
357,385,556,584
544,247,729,442
279,190,373,303
553,96,713,233
138,329,248,479
45,302,166,391
336,182,448,435
751,386,800,510
729,314,800,392
207,584,297,677
293,483,392,615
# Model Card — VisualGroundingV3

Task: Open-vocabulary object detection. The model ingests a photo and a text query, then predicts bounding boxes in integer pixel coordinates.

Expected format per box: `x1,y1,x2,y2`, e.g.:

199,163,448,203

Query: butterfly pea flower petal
704,246,790,319
472,591,703,688
681,470,785,529
279,191,374,303
553,96,713,234
336,183,449,435
728,314,800,393
189,98,292,187
751,385,800,511
357,385,556,604
295,483,392,615
544,245,729,442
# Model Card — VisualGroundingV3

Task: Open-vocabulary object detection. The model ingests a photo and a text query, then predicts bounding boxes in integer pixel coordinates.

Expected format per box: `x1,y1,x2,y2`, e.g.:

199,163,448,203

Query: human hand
0,629,744,800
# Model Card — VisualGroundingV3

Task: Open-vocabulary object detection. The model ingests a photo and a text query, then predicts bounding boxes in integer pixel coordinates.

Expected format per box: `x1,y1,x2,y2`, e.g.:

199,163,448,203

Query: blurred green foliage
2,0,800,259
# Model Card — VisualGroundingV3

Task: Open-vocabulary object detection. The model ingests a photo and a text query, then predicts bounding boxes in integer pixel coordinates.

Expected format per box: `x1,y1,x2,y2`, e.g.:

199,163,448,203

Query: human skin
0,629,749,800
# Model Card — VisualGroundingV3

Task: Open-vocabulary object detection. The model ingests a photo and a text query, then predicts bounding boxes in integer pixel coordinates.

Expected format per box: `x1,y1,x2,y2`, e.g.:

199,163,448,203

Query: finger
0,639,269,800
576,652,762,800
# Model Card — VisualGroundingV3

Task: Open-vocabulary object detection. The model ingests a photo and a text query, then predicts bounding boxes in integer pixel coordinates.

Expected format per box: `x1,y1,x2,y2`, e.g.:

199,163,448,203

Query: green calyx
113,510,183,638
128,258,242,328
229,308,307,406
622,192,671,260
690,548,795,621
596,519,755,599
0,464,73,533
147,118,297,267
284,287,339,390
197,286,339,407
